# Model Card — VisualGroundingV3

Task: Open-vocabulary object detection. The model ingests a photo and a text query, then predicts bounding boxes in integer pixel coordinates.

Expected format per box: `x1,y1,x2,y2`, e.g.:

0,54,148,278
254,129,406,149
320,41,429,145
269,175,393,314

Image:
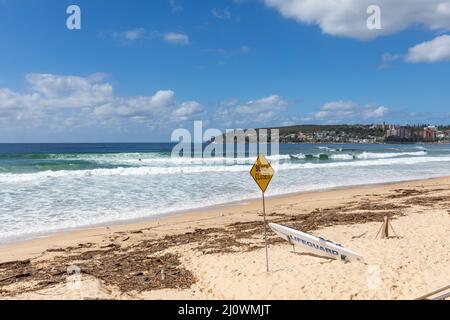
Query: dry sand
1,177,450,300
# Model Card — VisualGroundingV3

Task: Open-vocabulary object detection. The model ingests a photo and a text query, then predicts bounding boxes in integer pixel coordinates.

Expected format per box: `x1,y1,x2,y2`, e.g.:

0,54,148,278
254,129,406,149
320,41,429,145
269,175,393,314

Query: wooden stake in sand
375,216,398,239
250,154,275,272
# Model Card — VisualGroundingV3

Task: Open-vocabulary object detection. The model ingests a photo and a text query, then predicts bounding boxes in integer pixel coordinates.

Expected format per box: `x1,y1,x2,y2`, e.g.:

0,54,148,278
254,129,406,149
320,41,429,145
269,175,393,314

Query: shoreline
1,175,449,299
1,174,449,250
0,175,448,259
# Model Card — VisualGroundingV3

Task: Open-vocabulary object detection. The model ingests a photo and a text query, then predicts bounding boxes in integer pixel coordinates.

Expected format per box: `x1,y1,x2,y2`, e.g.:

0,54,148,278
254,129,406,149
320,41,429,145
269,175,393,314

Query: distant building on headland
274,123,450,144
385,124,412,140
384,124,449,143
422,126,437,140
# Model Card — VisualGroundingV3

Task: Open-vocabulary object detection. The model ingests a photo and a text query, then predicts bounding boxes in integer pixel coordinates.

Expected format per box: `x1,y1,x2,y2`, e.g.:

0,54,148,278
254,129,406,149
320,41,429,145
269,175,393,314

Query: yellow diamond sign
250,154,275,193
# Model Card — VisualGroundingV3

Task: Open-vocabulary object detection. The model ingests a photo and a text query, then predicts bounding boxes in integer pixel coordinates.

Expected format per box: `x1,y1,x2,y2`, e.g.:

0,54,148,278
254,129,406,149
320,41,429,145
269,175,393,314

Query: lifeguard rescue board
269,223,364,262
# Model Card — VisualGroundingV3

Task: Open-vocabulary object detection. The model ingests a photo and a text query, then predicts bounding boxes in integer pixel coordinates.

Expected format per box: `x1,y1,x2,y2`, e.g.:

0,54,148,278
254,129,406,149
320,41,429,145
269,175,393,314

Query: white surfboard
269,223,364,262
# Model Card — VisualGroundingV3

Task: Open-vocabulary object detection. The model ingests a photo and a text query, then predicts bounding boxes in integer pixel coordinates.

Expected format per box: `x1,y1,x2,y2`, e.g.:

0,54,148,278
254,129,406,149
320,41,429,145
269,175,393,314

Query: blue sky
1,0,450,142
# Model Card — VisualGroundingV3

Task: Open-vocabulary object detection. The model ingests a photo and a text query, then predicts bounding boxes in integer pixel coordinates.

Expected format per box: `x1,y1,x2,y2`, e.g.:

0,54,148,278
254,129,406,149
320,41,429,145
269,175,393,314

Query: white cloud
163,32,189,45
215,95,289,126
94,90,176,120
113,28,148,42
379,53,403,68
264,0,450,40
235,95,288,114
0,73,114,116
366,106,389,118
214,97,389,127
172,101,205,121
406,34,450,63
381,34,450,66
123,28,146,41
321,100,355,111
0,73,203,130
212,8,232,20
112,29,191,46
304,100,389,122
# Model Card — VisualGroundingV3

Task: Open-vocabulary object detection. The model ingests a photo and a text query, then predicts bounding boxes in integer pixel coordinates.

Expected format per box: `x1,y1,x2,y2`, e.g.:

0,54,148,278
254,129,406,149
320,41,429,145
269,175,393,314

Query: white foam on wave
283,155,450,170
2,149,450,244
20,150,428,169
327,151,427,161
50,152,290,166
355,151,427,159
1,154,448,183
289,153,306,159
330,154,354,160
0,165,250,183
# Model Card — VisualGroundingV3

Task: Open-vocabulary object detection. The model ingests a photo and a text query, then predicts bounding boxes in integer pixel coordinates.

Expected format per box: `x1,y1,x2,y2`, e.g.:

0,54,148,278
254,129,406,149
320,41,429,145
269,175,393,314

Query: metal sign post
262,191,269,272
250,154,274,273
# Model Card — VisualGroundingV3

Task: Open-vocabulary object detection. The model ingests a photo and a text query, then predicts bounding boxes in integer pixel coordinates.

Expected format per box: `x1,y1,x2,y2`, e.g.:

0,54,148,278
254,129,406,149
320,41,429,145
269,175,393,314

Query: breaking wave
1,154,448,184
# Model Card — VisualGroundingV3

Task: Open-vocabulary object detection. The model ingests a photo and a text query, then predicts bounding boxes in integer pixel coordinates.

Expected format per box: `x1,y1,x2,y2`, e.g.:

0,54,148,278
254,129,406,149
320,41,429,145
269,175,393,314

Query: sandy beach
1,176,449,300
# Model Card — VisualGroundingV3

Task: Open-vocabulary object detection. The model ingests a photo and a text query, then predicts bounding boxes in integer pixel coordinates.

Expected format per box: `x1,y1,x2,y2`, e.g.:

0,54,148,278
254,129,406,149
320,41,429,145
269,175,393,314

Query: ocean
1,143,450,244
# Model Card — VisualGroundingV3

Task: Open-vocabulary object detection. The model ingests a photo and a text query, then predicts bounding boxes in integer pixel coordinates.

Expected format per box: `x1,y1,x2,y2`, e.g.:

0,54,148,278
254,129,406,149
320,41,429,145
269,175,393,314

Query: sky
1,0,450,142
